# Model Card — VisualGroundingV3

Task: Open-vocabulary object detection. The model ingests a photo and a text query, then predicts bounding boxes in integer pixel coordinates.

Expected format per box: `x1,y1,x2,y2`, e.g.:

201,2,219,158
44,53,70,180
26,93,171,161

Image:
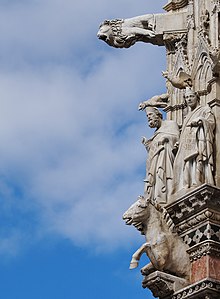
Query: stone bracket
142,271,188,299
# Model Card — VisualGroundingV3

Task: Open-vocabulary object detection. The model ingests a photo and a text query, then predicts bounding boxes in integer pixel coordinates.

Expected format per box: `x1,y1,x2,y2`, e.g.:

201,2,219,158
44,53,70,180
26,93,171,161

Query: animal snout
123,213,133,225
97,33,107,41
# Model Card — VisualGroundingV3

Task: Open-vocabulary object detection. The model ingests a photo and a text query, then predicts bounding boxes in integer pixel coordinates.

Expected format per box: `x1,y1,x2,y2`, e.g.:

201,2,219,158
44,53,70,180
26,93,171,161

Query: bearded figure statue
142,107,180,205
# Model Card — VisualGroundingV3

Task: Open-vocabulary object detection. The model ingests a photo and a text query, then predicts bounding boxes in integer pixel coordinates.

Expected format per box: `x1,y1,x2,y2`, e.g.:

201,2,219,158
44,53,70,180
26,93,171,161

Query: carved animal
162,71,192,89
210,48,220,76
138,93,169,110
97,15,156,48
123,196,190,280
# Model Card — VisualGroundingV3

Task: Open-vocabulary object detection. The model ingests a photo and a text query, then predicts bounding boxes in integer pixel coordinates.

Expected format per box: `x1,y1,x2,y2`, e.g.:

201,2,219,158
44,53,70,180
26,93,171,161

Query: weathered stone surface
163,0,189,12
142,271,188,299
97,11,187,48
142,107,179,204
98,0,220,297
172,278,220,299
171,89,215,196
191,255,220,283
123,196,190,280
166,184,220,232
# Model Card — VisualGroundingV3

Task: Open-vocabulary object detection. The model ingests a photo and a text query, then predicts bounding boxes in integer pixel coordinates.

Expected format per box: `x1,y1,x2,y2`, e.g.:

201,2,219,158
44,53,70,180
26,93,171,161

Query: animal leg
129,242,151,269
141,262,155,276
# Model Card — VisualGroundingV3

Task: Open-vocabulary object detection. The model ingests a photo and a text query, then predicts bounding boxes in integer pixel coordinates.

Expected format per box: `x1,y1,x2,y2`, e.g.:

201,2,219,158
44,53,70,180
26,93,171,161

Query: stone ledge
142,271,188,299
172,278,220,299
163,0,188,12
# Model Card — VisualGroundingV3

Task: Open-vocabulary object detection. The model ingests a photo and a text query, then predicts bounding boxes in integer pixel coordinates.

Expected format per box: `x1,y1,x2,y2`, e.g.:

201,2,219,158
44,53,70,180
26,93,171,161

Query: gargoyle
97,15,156,48
123,195,190,280
138,93,169,110
162,71,192,89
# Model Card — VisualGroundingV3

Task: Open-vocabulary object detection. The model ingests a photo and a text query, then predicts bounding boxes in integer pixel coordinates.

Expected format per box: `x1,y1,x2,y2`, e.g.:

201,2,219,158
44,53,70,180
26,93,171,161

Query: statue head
97,19,136,48
122,196,149,233
97,20,116,47
184,87,200,109
145,107,163,128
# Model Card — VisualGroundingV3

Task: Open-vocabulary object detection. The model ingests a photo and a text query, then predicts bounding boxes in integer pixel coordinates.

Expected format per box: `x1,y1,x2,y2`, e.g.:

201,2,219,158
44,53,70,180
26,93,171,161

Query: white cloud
0,0,167,255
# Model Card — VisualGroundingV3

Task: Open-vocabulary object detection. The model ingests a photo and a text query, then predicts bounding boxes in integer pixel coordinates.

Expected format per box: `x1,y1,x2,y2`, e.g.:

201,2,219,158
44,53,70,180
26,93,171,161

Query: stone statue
142,107,179,204
98,2,220,297
138,93,169,110
123,195,190,280
162,71,192,89
97,15,156,48
172,88,216,195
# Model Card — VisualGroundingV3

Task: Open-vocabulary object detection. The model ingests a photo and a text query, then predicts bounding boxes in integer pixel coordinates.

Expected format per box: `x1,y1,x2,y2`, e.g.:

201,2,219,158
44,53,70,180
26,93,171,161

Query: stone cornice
177,209,220,235
187,240,220,261
163,0,188,12
142,271,188,298
166,184,220,227
172,278,220,299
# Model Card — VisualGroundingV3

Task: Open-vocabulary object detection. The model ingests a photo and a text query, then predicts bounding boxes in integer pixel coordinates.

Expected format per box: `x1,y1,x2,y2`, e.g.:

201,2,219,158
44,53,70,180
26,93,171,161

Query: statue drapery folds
142,107,179,204
141,88,216,203
172,88,215,195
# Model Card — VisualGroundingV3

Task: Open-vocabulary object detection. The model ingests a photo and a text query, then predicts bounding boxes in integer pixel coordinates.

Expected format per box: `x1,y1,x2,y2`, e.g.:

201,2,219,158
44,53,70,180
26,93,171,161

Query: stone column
166,184,220,299
209,87,220,187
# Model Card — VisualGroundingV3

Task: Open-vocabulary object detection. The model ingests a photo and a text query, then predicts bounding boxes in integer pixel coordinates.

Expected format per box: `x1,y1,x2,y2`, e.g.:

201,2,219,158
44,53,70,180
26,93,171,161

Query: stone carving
210,48,220,76
167,185,220,228
97,15,156,48
199,9,210,44
163,0,189,12
172,88,216,195
123,195,190,279
162,71,192,89
138,93,169,109
142,271,188,298
142,107,179,204
172,279,220,299
98,1,220,297
163,32,188,55
188,241,220,261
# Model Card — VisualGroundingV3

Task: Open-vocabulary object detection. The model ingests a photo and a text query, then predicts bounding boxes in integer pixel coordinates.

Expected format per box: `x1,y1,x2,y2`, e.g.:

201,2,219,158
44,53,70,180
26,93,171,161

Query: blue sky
0,1,167,298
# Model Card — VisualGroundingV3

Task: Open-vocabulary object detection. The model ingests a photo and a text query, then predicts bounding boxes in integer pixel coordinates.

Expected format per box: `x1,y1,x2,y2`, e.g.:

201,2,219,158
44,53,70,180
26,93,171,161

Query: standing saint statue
172,88,216,196
142,107,179,204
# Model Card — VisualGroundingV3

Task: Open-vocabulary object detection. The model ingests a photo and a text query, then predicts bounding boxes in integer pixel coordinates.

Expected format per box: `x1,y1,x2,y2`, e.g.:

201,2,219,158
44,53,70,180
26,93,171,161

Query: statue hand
190,120,202,127
141,136,147,145
158,137,169,146
172,142,179,154
174,141,179,149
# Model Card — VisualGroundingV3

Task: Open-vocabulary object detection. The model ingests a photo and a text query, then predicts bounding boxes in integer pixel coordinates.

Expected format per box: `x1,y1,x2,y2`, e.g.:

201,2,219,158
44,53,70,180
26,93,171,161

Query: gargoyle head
97,19,136,48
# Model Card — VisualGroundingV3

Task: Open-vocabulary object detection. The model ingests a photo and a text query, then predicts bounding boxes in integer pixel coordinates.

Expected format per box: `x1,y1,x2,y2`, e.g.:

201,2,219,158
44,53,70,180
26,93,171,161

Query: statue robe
144,120,179,204
172,105,215,194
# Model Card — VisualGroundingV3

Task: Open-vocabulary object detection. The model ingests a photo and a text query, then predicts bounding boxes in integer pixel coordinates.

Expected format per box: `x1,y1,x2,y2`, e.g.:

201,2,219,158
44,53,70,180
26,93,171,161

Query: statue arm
142,136,150,151
188,109,215,130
